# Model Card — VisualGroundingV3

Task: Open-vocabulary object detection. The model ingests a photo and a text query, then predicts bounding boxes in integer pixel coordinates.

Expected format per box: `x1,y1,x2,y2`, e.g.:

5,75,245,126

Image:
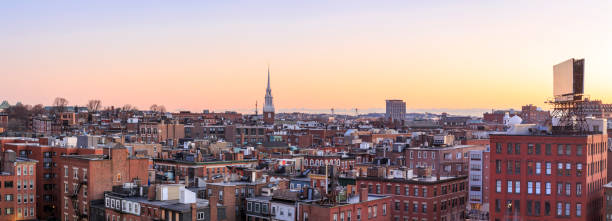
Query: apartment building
0,150,37,220
489,133,608,220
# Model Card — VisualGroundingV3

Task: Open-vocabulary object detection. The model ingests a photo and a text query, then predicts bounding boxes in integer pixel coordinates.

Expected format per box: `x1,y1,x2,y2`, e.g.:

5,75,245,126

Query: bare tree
122,104,138,112
52,97,69,115
30,104,46,116
86,99,102,112
150,104,167,114
158,105,166,113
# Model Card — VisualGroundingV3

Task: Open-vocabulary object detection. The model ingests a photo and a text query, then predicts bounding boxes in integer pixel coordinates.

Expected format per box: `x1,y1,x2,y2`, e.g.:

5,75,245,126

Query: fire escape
71,180,88,220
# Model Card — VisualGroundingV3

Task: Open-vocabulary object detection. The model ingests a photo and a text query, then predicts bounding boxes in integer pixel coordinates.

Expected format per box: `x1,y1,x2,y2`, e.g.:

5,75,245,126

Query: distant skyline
1,1,611,114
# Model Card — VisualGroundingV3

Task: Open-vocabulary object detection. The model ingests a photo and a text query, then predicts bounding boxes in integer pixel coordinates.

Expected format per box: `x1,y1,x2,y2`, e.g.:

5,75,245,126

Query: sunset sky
1,1,611,115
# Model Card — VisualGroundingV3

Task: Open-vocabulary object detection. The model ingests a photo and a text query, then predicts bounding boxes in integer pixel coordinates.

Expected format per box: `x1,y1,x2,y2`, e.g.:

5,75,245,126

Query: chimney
209,195,218,221
359,187,368,202
191,203,197,221
184,175,189,187
148,185,157,201
175,173,180,184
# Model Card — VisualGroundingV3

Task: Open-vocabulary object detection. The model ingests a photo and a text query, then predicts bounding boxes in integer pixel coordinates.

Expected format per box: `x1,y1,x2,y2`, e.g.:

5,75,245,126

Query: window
515,181,520,193
515,161,521,174
576,203,582,217
577,145,583,156
545,202,551,215
545,182,551,195
535,182,541,194
565,183,571,196
17,166,21,176
357,209,361,221
577,163,583,176
495,160,501,174
496,143,502,153
413,188,418,197
495,199,501,212
73,167,79,179
496,180,501,192
507,181,513,193
565,145,571,156
372,205,378,217
557,163,563,176
565,163,571,176
382,204,387,215
535,144,541,154
527,200,532,215
565,203,570,216
527,161,533,175
557,144,563,155
557,202,562,216
528,144,534,154
197,212,205,220
247,202,252,212
546,162,551,175
515,144,521,154
557,183,563,195
507,160,513,174
577,183,582,196
527,182,533,194
535,162,541,174
545,144,551,155
64,166,68,177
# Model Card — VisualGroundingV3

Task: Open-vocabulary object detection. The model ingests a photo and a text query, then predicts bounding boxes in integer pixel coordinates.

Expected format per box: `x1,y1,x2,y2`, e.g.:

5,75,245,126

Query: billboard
553,58,584,101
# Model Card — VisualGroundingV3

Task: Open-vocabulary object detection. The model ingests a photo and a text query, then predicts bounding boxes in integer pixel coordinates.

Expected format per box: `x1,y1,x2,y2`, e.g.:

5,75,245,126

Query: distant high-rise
263,67,275,125
385,99,406,123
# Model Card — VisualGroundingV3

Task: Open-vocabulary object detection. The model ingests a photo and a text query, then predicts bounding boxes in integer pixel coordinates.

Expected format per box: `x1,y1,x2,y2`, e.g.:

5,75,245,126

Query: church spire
263,66,275,124
266,65,271,93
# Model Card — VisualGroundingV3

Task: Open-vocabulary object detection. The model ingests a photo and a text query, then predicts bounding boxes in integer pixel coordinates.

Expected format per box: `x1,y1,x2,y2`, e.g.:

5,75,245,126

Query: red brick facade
489,134,608,221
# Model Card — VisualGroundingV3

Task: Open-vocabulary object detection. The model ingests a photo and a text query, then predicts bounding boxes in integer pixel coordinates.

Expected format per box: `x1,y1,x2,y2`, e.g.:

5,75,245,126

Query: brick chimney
209,195,218,221
359,187,368,202
191,203,197,221
148,185,157,201
174,173,180,184
184,175,189,187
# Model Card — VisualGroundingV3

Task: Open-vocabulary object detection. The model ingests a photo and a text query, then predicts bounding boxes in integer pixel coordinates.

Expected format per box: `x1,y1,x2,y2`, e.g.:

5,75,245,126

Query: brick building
0,150,37,220
3,140,104,219
405,145,486,177
489,133,608,221
225,125,268,146
520,105,550,125
205,180,272,221
153,159,258,184
93,184,222,221
298,188,392,221
0,112,7,133
604,182,612,221
58,147,151,221
356,170,468,221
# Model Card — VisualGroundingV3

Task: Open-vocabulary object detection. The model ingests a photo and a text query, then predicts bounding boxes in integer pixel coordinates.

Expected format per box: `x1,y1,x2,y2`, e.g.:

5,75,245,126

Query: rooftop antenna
255,101,258,116
355,108,358,116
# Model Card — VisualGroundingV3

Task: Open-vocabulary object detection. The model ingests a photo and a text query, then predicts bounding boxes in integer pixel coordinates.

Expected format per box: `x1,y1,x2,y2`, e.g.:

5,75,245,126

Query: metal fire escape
71,181,88,220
